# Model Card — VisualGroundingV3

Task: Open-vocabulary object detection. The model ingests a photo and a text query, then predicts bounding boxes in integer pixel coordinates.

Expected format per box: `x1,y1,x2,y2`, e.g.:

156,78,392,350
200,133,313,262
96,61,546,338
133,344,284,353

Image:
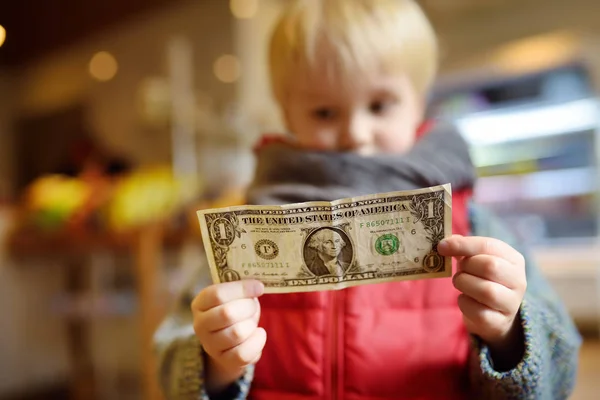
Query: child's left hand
438,235,527,362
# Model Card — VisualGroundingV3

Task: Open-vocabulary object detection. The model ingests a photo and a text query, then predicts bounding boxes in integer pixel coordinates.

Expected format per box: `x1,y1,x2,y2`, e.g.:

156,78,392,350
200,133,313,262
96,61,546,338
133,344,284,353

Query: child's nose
339,115,372,151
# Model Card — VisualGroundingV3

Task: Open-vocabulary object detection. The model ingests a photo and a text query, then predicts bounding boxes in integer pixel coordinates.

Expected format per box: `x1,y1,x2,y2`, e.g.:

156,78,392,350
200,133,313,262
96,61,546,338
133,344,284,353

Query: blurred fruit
106,165,201,231
25,175,92,230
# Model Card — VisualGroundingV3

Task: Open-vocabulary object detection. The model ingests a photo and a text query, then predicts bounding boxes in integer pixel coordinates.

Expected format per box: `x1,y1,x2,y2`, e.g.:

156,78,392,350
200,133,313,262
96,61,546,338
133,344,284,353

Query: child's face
284,67,424,155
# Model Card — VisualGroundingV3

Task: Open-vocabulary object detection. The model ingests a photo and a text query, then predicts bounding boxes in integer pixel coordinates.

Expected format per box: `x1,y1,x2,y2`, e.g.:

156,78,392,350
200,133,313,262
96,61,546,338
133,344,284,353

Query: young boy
154,1,581,399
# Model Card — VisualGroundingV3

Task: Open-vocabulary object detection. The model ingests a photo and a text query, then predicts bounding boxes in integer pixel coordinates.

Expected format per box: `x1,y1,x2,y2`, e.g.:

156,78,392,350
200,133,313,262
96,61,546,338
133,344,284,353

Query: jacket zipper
330,290,343,400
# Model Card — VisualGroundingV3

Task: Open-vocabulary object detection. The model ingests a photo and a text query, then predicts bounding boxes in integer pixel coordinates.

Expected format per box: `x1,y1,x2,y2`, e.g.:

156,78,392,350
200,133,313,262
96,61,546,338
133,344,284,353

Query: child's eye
312,108,337,120
369,100,394,115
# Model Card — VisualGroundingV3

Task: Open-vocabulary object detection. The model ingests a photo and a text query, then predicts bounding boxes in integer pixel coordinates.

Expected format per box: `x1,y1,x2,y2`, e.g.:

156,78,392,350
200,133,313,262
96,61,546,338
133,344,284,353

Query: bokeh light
89,51,119,82
0,25,6,48
213,54,241,83
230,0,259,19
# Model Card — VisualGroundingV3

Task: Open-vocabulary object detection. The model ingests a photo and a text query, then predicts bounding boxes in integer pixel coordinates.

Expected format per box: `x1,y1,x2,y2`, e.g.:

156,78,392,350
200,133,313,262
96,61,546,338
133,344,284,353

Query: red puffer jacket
249,189,472,400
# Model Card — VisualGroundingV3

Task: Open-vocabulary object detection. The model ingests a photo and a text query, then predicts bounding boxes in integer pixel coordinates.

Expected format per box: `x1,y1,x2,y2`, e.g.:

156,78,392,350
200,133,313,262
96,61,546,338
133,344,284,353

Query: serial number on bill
360,218,410,228
241,262,290,269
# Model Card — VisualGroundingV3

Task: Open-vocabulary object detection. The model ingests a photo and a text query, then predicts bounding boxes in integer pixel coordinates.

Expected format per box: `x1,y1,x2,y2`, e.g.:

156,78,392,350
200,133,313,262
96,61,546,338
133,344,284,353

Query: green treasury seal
375,234,400,256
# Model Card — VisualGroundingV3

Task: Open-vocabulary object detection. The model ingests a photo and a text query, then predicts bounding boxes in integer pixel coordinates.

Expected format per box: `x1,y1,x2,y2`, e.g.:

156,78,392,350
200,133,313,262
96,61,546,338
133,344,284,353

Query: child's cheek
376,128,416,154
302,130,338,151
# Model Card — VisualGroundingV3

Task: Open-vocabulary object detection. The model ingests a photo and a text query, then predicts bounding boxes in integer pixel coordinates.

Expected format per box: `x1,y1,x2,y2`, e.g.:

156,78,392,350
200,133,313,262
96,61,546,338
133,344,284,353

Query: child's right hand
191,280,266,391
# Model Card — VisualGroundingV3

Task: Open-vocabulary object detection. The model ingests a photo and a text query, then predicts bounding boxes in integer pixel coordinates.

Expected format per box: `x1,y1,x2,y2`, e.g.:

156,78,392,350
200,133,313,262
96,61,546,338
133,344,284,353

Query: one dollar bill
197,184,453,293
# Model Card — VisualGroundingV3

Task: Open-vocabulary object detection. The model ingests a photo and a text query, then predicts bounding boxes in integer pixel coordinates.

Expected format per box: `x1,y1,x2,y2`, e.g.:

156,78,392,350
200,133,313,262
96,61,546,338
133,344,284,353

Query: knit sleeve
153,264,255,400
467,205,582,399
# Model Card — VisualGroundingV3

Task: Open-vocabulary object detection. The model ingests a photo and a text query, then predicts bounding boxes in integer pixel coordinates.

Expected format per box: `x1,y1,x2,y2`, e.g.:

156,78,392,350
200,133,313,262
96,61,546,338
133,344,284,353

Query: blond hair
269,0,438,104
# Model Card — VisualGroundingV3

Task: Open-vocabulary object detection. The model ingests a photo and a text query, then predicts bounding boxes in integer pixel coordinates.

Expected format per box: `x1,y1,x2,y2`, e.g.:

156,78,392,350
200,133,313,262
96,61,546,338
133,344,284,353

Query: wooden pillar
134,224,167,400
65,255,96,400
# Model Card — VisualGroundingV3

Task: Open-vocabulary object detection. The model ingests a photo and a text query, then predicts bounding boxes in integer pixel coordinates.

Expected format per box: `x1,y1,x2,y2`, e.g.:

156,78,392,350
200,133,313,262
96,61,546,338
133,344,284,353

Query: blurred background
0,0,598,399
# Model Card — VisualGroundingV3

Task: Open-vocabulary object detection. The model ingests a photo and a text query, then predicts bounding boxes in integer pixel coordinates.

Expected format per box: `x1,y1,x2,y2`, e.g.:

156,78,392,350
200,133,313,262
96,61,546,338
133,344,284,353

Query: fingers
457,254,524,290
219,328,267,368
192,280,264,312
439,235,524,266
196,298,260,332
209,319,260,352
457,294,510,341
191,281,266,373
444,236,527,349
195,296,265,370
453,272,516,314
